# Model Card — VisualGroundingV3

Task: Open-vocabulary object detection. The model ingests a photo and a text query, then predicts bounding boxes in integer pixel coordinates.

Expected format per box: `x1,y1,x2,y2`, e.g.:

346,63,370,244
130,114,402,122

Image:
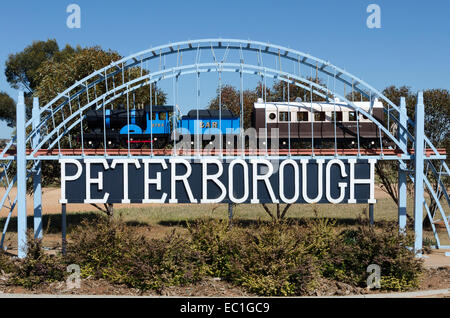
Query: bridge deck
1,148,447,157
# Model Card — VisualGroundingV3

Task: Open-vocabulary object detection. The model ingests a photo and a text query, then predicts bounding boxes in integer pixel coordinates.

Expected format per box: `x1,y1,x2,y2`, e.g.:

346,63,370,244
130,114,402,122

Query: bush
8,233,66,288
189,219,319,296
188,218,423,294
188,219,238,278
6,216,422,295
313,220,423,291
121,232,205,291
67,218,205,292
0,251,16,274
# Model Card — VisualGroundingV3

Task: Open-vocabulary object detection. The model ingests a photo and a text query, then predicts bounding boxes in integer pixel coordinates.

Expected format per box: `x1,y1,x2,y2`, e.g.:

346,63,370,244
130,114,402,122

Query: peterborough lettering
60,158,376,204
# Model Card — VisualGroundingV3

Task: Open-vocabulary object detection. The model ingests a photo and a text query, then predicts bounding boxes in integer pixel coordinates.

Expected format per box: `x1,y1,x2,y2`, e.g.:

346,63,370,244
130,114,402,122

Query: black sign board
60,158,376,204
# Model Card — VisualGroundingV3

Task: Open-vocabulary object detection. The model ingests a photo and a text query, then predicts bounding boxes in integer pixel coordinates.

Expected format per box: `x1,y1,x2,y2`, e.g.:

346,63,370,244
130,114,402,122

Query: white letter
301,159,324,203
366,4,381,29
348,159,377,204
250,159,279,204
142,159,168,203
59,159,82,204
325,159,348,204
228,159,249,204
169,158,197,203
279,159,299,204
84,159,109,204
201,159,226,203
110,159,141,204
66,4,81,29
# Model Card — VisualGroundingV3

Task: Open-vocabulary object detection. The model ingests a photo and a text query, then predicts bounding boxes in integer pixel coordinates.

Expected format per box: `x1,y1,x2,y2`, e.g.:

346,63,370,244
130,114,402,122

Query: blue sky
0,0,449,138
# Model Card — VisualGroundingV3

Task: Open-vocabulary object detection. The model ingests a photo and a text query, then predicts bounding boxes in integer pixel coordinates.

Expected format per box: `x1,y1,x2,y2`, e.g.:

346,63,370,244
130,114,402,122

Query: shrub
121,232,206,291
65,217,425,294
227,223,319,296
9,233,66,288
0,251,16,274
67,218,205,292
188,219,238,278
189,219,320,296
322,222,423,291
66,218,137,279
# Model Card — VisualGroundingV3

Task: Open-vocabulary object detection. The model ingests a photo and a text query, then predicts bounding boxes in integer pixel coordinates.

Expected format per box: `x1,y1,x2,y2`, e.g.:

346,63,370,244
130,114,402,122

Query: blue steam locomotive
85,105,240,147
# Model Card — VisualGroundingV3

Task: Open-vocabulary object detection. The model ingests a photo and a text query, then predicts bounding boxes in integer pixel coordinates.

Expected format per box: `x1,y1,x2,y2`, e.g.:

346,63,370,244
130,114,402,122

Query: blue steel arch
22,62,411,157
0,38,441,158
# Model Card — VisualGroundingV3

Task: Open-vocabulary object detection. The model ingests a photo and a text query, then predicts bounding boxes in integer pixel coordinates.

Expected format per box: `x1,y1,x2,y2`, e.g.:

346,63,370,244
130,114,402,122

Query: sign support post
228,203,234,227
16,92,27,258
398,97,408,233
32,97,42,239
369,203,374,226
413,92,425,256
62,203,67,255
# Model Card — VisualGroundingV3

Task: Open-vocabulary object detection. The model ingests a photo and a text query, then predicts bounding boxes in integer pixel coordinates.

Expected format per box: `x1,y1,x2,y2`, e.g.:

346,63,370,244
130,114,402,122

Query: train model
84,98,386,149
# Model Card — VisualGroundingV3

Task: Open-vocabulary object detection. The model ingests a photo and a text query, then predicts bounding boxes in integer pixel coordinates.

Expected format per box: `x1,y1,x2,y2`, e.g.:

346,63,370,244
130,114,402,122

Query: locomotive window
297,111,308,121
279,112,291,121
348,111,357,121
269,113,276,120
331,111,343,122
314,112,326,121
159,112,167,120
152,113,157,120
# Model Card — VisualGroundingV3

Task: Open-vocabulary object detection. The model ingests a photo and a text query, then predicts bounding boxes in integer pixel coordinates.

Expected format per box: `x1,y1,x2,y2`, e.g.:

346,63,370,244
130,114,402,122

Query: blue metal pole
398,97,408,233
16,92,27,258
414,92,425,255
32,97,42,239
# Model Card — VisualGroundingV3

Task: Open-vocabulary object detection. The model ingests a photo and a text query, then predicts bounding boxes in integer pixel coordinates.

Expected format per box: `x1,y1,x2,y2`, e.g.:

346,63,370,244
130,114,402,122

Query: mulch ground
0,267,448,297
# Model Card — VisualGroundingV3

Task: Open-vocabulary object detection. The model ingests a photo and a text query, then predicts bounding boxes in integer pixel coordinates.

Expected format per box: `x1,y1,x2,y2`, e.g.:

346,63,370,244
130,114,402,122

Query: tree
381,86,450,157
4,40,167,190
0,92,16,127
269,78,328,103
4,40,80,118
35,45,166,109
5,39,60,93
374,86,450,228
208,85,258,129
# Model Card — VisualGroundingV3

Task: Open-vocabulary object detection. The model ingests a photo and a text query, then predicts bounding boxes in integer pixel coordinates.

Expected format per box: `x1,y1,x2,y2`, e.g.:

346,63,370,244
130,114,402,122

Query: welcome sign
59,158,376,204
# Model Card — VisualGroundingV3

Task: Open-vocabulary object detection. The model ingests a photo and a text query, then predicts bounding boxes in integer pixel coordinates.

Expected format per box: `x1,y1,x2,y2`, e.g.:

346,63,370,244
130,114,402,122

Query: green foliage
382,86,450,159
268,77,328,103
208,85,258,129
5,39,60,92
0,217,424,295
189,219,319,296
8,233,66,289
0,250,16,273
0,92,16,126
225,223,319,296
319,222,423,291
66,218,204,292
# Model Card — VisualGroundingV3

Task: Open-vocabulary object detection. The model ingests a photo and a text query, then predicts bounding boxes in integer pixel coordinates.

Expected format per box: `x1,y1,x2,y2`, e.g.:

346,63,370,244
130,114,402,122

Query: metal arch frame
20,63,415,159
0,38,439,158
2,38,448,259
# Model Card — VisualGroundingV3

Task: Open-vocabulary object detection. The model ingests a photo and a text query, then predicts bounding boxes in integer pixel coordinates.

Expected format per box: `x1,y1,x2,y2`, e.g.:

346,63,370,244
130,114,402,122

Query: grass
0,196,449,252
112,198,410,225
